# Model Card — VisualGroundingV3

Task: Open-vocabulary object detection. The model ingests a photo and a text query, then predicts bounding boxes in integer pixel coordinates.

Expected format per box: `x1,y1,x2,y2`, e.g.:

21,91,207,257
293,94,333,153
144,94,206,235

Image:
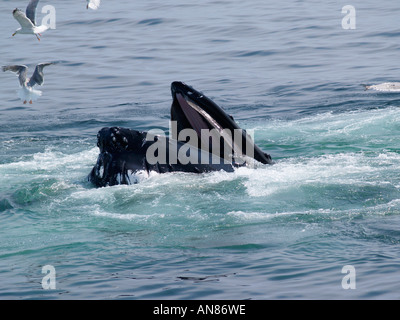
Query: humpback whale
88,81,272,187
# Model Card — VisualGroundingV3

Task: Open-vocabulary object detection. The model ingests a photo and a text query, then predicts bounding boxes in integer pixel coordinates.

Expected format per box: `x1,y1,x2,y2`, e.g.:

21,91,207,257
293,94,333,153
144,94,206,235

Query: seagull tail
18,87,42,103
34,25,50,34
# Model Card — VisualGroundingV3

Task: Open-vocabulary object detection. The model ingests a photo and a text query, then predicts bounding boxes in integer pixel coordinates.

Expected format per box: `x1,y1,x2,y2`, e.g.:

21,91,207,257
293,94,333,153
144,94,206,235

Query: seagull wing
13,9,35,29
27,62,53,87
26,0,40,25
2,65,28,86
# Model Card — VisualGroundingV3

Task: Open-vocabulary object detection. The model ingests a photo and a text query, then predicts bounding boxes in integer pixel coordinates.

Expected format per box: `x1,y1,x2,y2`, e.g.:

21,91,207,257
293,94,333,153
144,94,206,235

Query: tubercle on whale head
96,127,145,153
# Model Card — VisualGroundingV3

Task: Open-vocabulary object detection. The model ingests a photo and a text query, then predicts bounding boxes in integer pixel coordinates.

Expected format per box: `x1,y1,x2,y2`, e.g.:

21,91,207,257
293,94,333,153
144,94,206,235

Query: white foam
366,82,400,92
92,207,165,221
253,107,400,145
0,147,98,172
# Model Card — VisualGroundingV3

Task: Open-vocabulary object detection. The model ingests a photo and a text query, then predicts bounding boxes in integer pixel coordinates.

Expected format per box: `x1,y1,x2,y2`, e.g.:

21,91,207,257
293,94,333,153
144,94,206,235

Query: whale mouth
170,81,237,160
171,82,217,138
174,93,215,137
170,81,272,164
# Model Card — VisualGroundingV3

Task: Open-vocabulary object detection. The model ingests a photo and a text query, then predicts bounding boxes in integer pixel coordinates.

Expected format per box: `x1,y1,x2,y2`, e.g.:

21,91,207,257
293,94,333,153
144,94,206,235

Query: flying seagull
2,63,54,104
12,0,49,41
87,0,101,10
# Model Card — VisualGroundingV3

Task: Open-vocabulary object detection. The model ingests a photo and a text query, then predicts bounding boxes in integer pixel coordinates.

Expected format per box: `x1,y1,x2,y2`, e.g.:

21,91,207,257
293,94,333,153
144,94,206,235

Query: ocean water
1,0,400,300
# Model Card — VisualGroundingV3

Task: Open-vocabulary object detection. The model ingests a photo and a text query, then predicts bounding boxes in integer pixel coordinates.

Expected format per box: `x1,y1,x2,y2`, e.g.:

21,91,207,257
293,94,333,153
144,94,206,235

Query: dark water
1,0,400,299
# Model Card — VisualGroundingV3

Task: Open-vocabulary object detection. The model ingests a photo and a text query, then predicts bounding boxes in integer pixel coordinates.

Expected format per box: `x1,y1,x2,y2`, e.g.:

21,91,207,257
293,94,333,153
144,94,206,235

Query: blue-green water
1,0,400,299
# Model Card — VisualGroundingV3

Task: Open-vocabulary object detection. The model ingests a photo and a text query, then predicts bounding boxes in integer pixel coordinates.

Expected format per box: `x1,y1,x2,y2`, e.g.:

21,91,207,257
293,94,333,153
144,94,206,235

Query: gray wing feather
28,62,53,87
13,9,35,28
2,65,28,86
26,0,40,25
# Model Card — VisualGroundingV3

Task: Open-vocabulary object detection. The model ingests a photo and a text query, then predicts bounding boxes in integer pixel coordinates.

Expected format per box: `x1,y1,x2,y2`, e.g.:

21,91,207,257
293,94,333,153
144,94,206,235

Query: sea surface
1,0,400,300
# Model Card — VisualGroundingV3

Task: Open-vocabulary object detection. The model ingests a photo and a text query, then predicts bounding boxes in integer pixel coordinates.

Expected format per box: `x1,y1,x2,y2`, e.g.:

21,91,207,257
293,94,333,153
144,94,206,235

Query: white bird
364,82,400,93
87,0,101,10
2,63,54,104
12,0,49,41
